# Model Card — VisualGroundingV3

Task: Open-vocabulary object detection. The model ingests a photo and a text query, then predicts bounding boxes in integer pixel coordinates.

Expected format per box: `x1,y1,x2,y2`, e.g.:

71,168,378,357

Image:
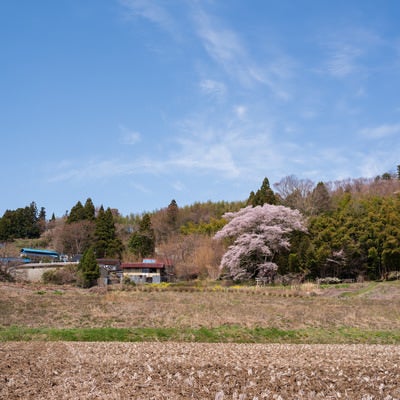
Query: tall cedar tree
247,177,277,206
77,246,100,288
67,198,96,223
128,213,155,259
67,201,85,223
38,207,46,234
94,206,123,258
83,198,96,220
310,182,332,215
166,199,179,232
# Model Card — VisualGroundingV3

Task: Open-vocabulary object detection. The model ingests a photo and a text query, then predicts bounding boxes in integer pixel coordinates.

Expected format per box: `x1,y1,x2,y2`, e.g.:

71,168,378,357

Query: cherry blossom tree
214,204,307,281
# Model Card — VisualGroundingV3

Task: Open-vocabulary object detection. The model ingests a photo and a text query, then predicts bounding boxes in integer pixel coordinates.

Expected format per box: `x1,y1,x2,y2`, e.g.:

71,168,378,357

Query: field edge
1,325,400,344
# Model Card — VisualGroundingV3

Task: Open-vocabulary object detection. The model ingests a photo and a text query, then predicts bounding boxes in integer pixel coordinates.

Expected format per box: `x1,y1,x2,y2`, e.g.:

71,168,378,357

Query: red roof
121,262,166,270
121,259,173,269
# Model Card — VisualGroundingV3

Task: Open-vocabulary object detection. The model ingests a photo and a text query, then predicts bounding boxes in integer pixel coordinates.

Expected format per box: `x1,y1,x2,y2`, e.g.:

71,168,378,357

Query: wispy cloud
359,123,400,139
325,44,362,77
195,12,243,65
171,119,241,178
49,4,399,192
320,27,385,79
48,111,278,185
119,0,175,34
172,180,185,191
234,105,247,119
119,125,141,145
199,79,226,99
193,7,292,98
129,182,151,194
48,156,167,184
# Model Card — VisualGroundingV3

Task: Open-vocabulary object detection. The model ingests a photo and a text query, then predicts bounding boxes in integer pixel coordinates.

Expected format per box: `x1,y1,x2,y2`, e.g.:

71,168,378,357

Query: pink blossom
214,204,307,281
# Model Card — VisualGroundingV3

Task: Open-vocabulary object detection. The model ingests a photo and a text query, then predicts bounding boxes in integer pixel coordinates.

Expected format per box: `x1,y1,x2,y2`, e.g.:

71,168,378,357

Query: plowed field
2,342,400,399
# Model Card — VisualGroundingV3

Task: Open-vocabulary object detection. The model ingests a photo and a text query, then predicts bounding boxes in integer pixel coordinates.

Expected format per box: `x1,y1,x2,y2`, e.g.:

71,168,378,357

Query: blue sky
1,1,400,217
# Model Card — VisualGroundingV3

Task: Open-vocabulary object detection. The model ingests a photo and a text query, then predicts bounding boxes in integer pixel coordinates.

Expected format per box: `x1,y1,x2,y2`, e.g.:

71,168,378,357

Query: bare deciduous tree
157,234,224,280
61,220,96,255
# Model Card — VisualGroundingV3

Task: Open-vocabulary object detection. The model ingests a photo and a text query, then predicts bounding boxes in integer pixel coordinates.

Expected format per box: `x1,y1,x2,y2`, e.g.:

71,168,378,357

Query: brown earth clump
1,342,400,399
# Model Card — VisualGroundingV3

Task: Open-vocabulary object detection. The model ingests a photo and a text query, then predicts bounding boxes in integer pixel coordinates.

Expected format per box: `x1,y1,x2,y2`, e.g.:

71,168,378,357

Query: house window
142,268,157,273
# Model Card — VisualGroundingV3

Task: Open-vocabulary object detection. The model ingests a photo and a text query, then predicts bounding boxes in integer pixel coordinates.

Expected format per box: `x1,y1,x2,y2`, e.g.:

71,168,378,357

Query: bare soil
2,342,400,399
2,282,400,398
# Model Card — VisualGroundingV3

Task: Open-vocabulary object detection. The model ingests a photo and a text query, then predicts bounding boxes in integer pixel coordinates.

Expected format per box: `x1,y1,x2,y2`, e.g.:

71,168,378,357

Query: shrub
0,265,15,282
316,277,342,285
387,271,400,281
42,265,77,285
123,276,136,286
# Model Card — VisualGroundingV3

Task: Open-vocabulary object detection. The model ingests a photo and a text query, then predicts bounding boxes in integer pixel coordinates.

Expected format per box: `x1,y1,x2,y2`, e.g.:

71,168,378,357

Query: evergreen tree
246,191,255,206
77,246,100,288
38,207,46,234
0,202,40,240
47,213,56,230
67,198,96,223
94,206,123,258
247,177,277,206
128,213,155,259
166,199,179,232
310,182,332,215
25,202,40,238
94,206,107,257
84,198,96,220
0,211,13,240
67,201,86,223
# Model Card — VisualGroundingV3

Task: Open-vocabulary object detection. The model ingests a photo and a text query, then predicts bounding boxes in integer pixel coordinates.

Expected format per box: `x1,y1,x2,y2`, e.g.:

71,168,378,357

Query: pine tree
84,198,96,220
128,213,155,259
310,182,332,215
67,201,86,223
38,207,46,234
68,198,96,223
94,206,123,258
77,247,100,288
247,178,277,206
246,191,255,206
166,199,179,232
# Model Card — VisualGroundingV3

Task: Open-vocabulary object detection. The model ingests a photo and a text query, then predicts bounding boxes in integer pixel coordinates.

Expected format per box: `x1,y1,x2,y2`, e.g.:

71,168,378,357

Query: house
121,258,173,284
97,259,121,285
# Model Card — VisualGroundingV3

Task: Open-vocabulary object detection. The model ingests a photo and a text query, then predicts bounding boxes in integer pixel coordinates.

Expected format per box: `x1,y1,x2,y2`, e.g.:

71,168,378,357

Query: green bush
77,247,100,288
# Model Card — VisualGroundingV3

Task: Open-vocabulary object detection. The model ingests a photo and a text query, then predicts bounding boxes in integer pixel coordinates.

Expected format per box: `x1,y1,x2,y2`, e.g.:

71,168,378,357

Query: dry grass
1,281,400,331
1,342,400,399
2,282,400,398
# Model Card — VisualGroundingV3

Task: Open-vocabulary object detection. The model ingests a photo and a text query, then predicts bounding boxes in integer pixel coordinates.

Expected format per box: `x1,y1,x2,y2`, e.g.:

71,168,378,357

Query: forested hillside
1,170,400,282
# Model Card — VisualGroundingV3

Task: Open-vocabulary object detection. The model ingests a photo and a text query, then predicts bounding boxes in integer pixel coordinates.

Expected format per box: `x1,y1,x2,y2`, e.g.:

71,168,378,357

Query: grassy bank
1,325,400,344
1,281,400,344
